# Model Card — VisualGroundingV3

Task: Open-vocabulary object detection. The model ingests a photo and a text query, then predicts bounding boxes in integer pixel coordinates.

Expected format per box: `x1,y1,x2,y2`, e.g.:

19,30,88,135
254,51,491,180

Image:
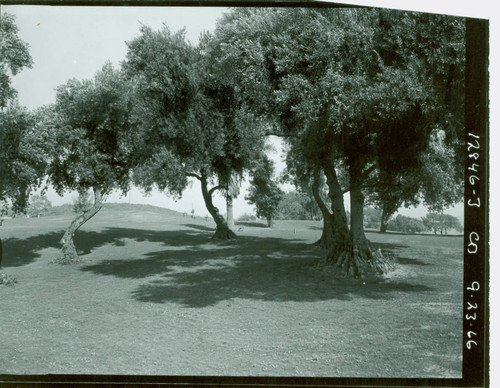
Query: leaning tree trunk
311,171,334,247
200,175,236,240
58,187,105,263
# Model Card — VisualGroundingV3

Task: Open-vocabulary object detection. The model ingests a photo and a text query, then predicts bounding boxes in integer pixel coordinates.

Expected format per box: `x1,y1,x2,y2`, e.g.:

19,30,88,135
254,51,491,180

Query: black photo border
0,1,489,387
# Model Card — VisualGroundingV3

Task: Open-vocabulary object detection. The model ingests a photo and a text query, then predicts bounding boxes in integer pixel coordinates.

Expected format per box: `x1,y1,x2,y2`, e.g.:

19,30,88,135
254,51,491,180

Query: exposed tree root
54,238,82,265
211,226,237,240
326,242,395,278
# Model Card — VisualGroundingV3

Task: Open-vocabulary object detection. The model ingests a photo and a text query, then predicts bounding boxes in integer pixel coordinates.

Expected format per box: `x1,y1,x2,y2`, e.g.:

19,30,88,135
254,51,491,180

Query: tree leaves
0,102,47,212
0,13,33,109
49,64,134,196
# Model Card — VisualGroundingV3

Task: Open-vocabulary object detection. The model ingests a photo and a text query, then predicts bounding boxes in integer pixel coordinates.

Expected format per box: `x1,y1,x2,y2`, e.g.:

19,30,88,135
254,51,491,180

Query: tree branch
360,163,377,180
186,172,202,181
208,185,225,197
265,130,298,138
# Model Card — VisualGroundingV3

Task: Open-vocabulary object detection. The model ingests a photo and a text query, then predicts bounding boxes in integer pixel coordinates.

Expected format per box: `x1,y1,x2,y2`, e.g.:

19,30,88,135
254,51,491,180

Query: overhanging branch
360,163,377,180
208,185,225,197
186,172,202,181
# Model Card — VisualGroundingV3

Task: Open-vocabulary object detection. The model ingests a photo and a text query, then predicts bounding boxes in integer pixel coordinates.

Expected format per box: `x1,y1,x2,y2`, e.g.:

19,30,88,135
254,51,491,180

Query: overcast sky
2,2,486,220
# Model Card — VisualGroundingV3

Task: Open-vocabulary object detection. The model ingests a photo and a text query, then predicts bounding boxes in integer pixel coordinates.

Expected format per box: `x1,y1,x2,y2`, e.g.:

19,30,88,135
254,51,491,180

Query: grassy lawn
0,205,463,377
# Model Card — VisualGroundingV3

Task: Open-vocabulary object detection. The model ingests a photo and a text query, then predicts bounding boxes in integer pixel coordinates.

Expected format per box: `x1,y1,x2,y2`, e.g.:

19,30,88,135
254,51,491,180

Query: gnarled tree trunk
58,187,105,263
323,165,393,277
200,174,236,240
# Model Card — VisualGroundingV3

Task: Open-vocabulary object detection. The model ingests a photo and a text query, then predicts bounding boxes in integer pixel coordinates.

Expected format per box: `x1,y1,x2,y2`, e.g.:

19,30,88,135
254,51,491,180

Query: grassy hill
45,202,187,218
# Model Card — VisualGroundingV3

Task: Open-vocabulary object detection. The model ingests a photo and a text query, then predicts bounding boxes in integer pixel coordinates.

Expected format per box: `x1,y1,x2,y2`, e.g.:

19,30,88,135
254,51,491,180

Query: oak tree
123,25,266,239
49,63,134,262
245,156,283,227
211,8,465,276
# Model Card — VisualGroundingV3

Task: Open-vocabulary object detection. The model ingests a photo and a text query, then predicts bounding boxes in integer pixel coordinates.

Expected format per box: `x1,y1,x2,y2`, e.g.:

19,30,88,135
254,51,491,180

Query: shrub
0,273,18,286
27,194,52,217
237,213,257,222
387,214,426,234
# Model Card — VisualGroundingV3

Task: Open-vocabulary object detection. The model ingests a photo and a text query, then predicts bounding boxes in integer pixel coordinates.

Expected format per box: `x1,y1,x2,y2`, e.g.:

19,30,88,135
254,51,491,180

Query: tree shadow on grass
2,231,63,267
127,248,434,307
1,227,213,268
396,257,433,266
3,225,434,307
235,221,268,228
182,223,215,232
74,230,434,307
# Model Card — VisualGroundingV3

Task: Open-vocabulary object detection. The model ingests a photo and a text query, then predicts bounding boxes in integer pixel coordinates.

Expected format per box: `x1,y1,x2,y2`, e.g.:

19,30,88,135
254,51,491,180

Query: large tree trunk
323,165,392,277
58,187,104,264
200,175,236,240
0,236,3,268
311,171,334,247
226,195,235,232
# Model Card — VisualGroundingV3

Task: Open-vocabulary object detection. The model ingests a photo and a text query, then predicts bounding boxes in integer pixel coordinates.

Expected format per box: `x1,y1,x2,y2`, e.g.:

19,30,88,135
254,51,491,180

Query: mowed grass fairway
0,204,463,377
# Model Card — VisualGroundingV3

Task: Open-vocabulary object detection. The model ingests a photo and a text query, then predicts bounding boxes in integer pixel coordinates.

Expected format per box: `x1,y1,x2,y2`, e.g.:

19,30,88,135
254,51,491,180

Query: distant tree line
362,207,462,234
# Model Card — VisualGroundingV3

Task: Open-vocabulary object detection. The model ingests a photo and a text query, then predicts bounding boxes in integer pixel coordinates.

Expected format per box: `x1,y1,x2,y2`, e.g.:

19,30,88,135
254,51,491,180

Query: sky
0,1,484,220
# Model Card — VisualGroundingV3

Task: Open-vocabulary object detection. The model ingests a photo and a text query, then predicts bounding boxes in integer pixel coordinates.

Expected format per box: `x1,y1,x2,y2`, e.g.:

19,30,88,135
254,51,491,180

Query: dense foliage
276,191,323,221
0,103,50,213
0,14,47,214
245,156,284,227
422,213,463,235
387,215,426,234
27,194,52,217
48,63,135,261
210,8,465,275
123,25,267,238
363,207,381,230
0,13,33,109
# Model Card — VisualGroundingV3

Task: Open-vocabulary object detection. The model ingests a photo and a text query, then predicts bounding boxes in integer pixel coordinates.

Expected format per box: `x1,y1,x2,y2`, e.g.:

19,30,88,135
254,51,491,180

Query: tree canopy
245,156,284,227
422,212,463,235
0,14,45,213
0,13,33,109
122,25,267,239
0,102,49,213
210,8,465,276
49,63,135,261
